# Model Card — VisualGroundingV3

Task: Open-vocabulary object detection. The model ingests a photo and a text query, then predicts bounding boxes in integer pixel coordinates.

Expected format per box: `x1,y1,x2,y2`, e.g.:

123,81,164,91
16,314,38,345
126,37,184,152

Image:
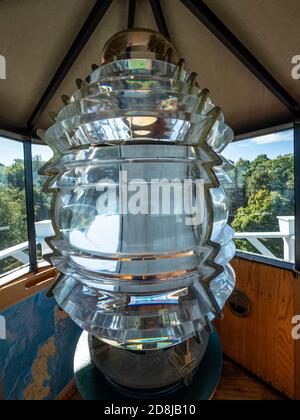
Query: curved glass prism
40,30,235,353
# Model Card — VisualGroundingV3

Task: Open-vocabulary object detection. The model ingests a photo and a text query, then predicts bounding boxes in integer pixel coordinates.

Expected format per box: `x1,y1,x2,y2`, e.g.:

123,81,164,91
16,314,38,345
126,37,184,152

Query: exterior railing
0,216,296,272
234,216,295,262
0,220,54,268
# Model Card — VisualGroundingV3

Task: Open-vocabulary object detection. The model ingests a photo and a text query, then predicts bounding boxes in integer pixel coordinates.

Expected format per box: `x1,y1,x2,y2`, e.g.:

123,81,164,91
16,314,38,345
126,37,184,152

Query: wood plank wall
215,257,300,399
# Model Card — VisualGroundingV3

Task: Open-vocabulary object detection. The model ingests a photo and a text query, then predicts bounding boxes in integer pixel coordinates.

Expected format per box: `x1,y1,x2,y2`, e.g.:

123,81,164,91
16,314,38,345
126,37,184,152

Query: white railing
0,220,54,266
234,216,295,262
0,216,296,268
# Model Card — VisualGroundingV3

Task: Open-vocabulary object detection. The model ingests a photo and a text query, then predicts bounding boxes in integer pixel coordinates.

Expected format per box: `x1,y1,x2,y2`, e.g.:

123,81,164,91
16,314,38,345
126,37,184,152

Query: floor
68,357,286,401
212,358,286,400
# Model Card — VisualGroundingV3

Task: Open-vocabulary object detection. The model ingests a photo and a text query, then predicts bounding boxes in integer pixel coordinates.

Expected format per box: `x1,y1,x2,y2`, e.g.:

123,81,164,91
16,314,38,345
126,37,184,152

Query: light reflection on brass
102,29,179,64
131,116,158,126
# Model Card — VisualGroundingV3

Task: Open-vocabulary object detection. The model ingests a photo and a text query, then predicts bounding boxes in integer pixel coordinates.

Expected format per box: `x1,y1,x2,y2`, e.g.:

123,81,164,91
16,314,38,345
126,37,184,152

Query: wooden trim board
56,379,77,401
0,266,58,312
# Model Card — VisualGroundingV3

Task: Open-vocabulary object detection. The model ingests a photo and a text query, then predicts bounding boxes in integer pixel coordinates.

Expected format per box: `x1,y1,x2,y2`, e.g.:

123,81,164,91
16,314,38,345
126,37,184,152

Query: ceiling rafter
128,0,136,29
26,0,114,132
0,0,298,140
181,0,300,117
150,0,170,39
0,121,31,140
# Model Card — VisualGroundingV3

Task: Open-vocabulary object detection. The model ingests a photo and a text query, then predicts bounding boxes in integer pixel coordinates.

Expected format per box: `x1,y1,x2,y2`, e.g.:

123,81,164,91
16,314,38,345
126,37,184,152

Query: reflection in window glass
222,129,294,263
0,137,28,276
32,144,54,262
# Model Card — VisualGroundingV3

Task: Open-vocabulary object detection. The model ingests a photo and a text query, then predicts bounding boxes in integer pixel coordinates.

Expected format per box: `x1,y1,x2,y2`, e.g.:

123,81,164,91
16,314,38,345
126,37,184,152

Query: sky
222,129,294,163
0,129,294,166
0,138,53,165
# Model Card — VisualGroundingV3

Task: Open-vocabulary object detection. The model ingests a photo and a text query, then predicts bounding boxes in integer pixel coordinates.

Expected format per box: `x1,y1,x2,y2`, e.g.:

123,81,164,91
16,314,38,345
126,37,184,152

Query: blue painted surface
0,290,81,400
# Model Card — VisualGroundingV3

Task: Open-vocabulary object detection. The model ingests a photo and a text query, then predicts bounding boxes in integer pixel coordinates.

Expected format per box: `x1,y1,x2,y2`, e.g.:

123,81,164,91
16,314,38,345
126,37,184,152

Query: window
223,129,295,264
32,144,54,263
0,139,54,280
0,138,29,276
0,127,296,282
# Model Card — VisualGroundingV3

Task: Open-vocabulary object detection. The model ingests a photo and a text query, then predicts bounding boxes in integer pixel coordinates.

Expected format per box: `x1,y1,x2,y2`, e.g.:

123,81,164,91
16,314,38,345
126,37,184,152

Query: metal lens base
88,331,210,392
74,330,223,400
104,375,183,399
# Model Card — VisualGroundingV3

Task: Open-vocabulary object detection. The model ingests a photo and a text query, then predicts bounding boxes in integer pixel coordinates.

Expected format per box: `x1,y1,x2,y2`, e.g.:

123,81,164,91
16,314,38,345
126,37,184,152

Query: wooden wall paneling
256,263,294,396
294,273,300,400
216,257,295,399
218,259,246,365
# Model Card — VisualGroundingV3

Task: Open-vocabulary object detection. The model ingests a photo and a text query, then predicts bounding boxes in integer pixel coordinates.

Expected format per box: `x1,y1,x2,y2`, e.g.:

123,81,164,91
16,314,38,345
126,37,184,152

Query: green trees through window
0,130,295,278
0,139,52,276
0,145,27,274
224,130,295,262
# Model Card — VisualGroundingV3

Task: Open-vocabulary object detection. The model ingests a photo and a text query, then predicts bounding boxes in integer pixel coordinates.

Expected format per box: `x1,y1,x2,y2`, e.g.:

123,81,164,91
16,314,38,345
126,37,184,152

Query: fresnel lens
39,29,235,395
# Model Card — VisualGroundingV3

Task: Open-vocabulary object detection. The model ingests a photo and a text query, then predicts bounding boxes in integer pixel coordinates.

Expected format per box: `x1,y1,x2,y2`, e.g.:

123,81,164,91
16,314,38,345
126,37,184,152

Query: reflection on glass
128,290,183,307
31,144,54,262
43,56,236,352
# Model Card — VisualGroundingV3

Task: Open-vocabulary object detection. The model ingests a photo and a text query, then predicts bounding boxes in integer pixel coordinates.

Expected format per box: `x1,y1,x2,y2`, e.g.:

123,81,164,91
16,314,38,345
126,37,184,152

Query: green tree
34,185,51,221
244,154,271,198
232,151,294,259
0,187,27,272
232,189,289,257
269,154,294,201
0,154,52,274
6,159,25,189
229,158,250,220
243,154,294,203
0,163,6,187
32,155,52,221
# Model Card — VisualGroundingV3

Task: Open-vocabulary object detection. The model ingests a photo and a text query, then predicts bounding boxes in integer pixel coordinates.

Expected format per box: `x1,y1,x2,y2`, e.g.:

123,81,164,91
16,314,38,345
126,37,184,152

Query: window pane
222,129,295,263
32,144,54,262
0,138,28,276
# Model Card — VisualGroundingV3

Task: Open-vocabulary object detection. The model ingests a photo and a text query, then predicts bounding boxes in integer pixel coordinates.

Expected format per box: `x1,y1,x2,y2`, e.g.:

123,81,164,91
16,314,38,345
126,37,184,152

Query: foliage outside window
223,129,295,263
0,138,28,276
31,144,53,262
0,130,295,279
0,139,53,278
